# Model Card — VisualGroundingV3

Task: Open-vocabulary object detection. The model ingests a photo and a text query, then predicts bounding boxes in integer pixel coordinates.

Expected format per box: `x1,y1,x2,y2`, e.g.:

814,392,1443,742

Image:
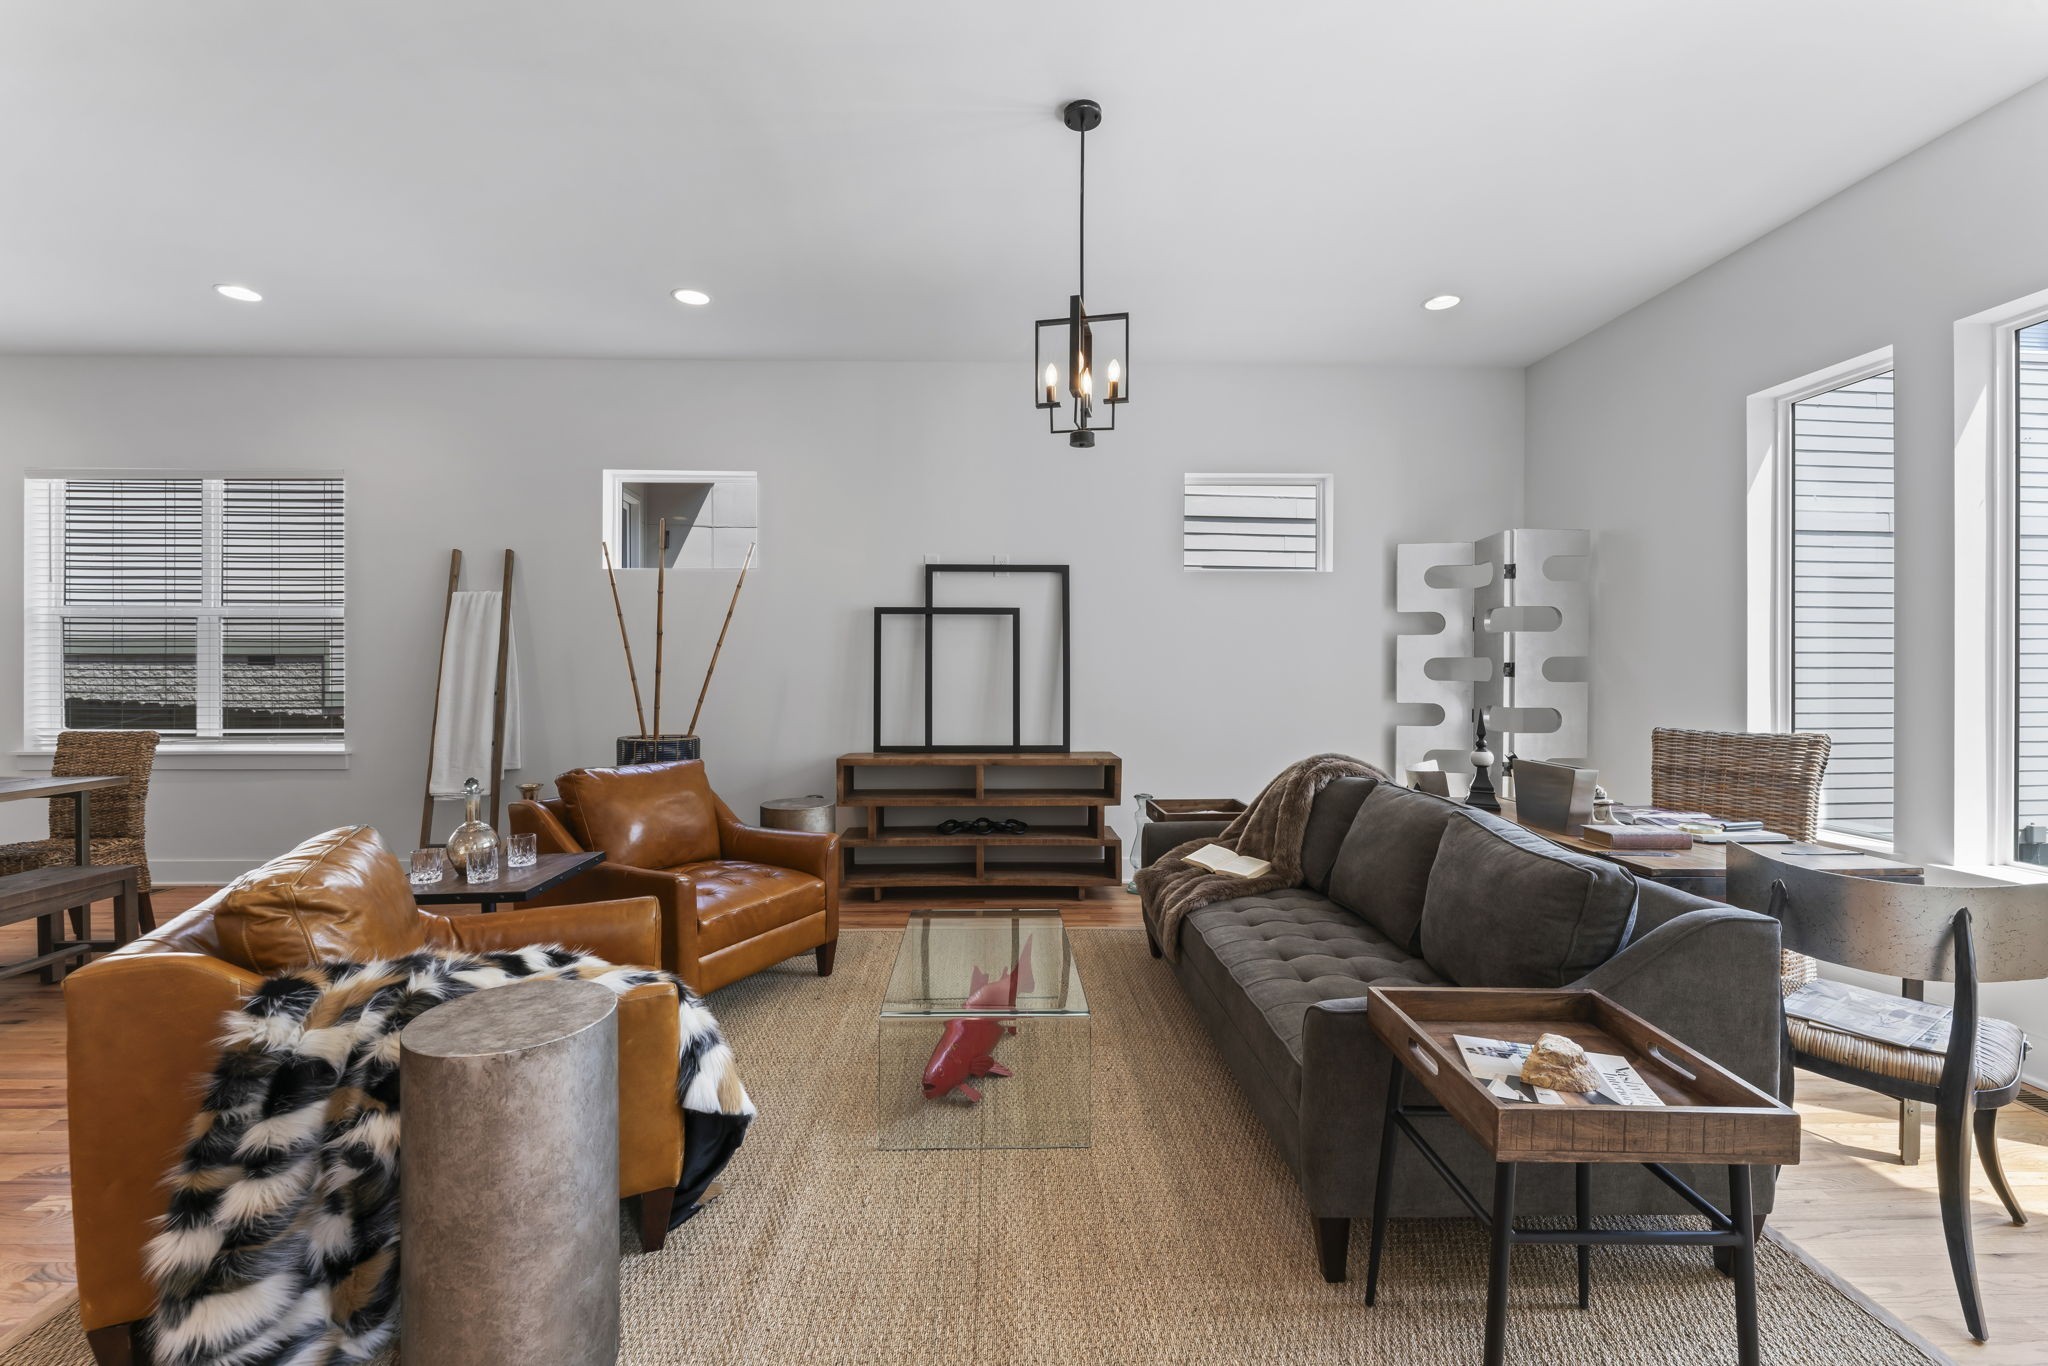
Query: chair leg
36,911,60,985
137,890,156,933
68,901,89,940
634,1186,678,1252
1976,1107,2029,1227
815,940,837,977
1936,1101,1989,1341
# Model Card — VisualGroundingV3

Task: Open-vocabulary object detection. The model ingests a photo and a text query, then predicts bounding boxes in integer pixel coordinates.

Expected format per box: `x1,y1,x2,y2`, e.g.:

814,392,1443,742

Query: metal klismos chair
1726,843,2042,1342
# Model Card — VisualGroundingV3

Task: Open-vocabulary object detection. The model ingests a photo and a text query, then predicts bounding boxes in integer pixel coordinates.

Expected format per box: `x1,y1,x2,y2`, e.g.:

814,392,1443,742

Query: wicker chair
0,731,160,936
1650,726,1833,994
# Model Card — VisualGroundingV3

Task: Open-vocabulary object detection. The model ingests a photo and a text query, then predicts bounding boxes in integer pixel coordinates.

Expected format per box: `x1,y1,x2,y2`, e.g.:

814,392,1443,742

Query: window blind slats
1183,477,1328,571
23,476,345,747
2013,323,2048,859
1791,371,1895,842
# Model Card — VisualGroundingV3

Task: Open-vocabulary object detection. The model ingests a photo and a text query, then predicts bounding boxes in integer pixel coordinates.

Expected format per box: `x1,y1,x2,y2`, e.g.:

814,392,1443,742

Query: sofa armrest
1572,908,1783,1096
65,952,263,1332
1140,818,1232,869
427,896,663,968
510,799,584,855
720,819,838,882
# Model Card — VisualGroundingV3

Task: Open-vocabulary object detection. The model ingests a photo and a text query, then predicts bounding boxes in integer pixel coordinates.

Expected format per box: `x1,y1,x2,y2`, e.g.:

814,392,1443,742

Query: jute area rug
8,928,1931,1365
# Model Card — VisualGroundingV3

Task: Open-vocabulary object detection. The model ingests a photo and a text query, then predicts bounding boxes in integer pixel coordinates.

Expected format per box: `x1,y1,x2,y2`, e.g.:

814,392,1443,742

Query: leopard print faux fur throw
144,945,754,1366
1136,752,1387,962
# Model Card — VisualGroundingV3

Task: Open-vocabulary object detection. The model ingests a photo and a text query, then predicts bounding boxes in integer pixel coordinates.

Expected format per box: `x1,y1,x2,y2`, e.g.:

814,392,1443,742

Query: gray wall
1524,78,2048,1079
0,358,1524,880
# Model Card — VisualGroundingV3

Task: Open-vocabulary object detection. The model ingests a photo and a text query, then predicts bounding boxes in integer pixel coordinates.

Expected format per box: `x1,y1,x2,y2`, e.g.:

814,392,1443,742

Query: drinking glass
464,842,500,884
507,833,538,869
409,848,448,886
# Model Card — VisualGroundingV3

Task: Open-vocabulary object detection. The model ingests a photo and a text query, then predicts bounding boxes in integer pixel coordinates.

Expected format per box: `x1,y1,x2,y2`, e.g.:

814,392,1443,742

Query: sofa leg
86,1322,143,1366
634,1186,678,1252
1713,1214,1768,1277
1316,1216,1351,1282
815,940,837,977
1143,923,1162,959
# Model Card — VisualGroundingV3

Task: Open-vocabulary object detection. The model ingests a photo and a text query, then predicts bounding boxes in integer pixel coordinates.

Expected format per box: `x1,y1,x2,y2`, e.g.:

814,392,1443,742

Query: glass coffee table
877,911,1091,1150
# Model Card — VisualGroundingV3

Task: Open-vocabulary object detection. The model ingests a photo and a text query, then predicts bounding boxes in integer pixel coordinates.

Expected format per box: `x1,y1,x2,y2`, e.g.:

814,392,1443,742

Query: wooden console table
837,751,1122,905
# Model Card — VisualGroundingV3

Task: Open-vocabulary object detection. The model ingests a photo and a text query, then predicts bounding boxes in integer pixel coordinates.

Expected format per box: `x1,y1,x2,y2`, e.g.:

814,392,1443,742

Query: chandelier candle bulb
1107,358,1121,402
1044,363,1057,407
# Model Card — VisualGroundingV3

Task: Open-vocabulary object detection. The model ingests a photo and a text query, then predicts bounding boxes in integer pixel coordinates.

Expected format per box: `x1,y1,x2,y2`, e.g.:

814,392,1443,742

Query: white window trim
1182,472,1334,573
21,470,347,765
1953,285,2048,870
1744,346,1895,849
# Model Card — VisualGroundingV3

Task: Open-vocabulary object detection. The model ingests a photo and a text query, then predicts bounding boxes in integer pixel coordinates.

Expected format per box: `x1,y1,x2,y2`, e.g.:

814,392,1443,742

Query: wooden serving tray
1142,797,1246,822
1366,987,1800,1166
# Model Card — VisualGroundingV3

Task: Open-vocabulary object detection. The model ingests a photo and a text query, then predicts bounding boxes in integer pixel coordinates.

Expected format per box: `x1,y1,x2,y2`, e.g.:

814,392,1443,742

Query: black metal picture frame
924,563,1071,753
871,606,1021,753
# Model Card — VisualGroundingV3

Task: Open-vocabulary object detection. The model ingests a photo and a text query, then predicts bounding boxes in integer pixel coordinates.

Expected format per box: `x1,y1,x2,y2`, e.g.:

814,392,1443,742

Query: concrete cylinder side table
400,979,622,1366
760,794,835,833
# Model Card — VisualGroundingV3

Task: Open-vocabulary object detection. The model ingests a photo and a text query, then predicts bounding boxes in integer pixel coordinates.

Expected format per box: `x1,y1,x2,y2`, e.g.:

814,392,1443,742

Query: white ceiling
6,2,2048,365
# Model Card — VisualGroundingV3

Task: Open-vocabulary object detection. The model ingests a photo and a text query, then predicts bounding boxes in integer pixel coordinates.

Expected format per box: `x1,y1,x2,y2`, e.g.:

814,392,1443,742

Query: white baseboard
153,858,263,886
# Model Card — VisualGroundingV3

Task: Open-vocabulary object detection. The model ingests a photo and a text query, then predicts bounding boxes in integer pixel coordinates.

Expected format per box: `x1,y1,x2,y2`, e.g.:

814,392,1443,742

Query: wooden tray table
1363,986,1800,1366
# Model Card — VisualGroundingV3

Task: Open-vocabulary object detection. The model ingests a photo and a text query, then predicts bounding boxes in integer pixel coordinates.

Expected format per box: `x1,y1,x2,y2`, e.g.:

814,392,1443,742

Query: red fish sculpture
921,936,1036,1103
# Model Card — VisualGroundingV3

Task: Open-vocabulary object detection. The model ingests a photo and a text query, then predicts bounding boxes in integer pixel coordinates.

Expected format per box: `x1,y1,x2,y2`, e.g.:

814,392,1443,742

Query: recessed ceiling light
1422,294,1462,311
671,288,711,306
214,283,263,303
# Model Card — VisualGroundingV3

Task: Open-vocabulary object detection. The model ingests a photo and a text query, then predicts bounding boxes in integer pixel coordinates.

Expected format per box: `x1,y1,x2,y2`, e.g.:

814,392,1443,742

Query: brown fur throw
1136,753,1387,961
144,945,752,1366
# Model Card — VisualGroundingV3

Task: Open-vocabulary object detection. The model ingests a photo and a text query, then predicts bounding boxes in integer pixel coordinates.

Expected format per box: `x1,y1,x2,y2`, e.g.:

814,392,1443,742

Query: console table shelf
836,751,1123,903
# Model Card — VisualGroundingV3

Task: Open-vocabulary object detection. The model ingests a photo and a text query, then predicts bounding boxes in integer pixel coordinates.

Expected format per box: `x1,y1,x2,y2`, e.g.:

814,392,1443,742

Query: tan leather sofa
511,759,839,994
65,826,694,1366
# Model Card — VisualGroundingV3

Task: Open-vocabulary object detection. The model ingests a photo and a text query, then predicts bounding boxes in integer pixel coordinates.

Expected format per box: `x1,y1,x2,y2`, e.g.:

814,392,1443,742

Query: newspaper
1784,978,1950,1053
1451,1034,1665,1107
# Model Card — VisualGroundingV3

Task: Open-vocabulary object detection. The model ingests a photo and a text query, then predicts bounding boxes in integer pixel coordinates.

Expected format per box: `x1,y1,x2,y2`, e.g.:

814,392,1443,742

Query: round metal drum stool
400,979,621,1366
760,794,834,833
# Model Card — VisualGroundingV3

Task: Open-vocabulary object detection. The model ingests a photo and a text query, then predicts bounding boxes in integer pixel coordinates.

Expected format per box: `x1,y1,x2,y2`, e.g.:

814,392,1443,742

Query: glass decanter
444,777,501,877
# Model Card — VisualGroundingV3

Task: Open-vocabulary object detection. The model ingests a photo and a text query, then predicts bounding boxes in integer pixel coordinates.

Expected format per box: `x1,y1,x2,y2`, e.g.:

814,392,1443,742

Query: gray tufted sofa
1137,776,1785,1282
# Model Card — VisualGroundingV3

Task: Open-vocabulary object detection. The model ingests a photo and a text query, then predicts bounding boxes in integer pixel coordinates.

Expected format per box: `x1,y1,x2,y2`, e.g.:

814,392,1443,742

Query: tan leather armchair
65,825,692,1366
510,759,839,995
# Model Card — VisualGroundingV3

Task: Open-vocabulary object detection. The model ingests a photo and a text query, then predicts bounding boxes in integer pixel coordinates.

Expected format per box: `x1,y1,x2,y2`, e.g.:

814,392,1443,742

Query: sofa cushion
1324,784,1465,949
1179,889,1442,1103
557,760,722,869
1298,776,1379,893
1418,811,1639,987
214,825,426,973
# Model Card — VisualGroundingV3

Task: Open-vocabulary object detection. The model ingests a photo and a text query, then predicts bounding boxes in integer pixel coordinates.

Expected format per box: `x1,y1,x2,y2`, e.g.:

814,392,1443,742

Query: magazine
1451,1034,1665,1107
1784,978,1951,1053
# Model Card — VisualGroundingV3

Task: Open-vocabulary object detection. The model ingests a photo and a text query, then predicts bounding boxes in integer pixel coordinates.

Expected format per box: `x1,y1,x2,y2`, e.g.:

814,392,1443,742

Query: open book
1185,844,1272,879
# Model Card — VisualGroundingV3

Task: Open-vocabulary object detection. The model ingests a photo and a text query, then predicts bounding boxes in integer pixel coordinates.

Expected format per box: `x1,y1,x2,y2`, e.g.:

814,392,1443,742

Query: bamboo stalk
653,518,668,738
602,540,647,737
688,540,755,736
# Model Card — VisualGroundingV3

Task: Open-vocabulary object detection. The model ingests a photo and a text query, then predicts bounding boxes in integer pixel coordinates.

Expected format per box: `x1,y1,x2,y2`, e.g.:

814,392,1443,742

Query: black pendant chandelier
1034,99,1129,449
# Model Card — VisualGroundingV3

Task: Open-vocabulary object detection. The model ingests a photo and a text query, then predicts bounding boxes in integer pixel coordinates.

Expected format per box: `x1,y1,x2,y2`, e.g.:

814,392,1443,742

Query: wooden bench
0,863,141,983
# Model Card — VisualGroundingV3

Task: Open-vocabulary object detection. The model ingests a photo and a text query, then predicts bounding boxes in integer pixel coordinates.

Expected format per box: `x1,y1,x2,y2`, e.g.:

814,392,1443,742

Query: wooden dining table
0,775,130,865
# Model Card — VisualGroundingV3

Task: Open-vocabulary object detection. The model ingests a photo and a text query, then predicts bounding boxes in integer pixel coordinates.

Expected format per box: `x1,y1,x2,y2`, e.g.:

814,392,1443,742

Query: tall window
1788,371,1895,842
23,476,345,749
2013,323,2048,862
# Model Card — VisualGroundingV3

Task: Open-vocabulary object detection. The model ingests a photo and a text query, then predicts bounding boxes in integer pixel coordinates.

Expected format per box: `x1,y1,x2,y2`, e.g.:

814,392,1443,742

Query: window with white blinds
2012,323,2048,863
1183,474,1332,571
23,476,345,749
1788,371,1895,843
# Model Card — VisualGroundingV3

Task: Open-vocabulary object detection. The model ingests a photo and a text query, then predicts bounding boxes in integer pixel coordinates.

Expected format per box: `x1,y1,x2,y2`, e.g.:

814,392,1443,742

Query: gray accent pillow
1298,776,1379,892
1418,811,1640,988
1324,784,1466,950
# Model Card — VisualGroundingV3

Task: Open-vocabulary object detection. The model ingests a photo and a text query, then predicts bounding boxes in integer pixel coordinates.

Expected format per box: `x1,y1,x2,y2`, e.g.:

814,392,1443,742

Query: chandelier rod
1078,124,1086,301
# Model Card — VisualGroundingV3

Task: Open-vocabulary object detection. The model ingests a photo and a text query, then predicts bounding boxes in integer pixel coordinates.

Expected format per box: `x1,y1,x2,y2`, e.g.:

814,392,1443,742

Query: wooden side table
408,850,604,914
1363,986,1801,1366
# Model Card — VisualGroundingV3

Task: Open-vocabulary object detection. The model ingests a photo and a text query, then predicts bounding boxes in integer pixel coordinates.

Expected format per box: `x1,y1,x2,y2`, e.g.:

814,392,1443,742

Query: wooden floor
1,887,2043,1363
